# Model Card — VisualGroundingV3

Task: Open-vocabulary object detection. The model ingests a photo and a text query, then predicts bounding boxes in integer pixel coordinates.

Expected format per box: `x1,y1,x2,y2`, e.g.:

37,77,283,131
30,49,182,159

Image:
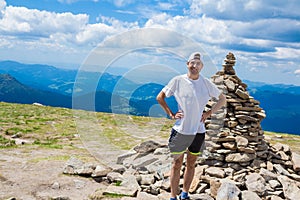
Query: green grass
0,135,16,148
0,102,77,148
1,102,299,154
103,193,130,198
264,131,300,153
0,102,172,150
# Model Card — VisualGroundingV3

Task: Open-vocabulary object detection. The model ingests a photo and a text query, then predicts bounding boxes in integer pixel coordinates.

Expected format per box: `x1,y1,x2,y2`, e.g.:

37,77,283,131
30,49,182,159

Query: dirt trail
0,146,107,200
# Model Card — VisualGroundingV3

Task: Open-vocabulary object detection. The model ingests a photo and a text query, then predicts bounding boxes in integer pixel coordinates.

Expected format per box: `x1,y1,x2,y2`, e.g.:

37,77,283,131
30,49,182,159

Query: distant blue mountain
244,80,300,95
0,60,77,95
0,60,299,134
0,74,71,108
0,60,137,96
244,80,300,134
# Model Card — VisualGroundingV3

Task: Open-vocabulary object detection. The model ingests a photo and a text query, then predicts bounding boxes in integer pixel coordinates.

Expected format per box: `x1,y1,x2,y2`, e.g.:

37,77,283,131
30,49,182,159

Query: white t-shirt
162,74,221,135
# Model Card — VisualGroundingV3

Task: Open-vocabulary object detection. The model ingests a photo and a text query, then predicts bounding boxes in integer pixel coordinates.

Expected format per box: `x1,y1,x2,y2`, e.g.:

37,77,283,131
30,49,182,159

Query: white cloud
295,69,300,75
0,6,89,36
0,3,139,47
229,18,300,43
111,0,136,7
0,2,139,66
189,0,300,21
157,2,176,10
261,47,300,59
145,14,233,45
0,0,6,10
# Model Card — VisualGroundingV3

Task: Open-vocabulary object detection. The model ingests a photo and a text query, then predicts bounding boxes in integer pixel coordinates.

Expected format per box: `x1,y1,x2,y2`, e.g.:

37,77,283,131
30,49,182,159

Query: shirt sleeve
204,78,221,99
162,77,177,98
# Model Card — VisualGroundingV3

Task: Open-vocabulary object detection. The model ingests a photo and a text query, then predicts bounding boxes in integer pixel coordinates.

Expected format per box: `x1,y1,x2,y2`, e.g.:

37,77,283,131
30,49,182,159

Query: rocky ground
0,144,109,200
0,133,300,200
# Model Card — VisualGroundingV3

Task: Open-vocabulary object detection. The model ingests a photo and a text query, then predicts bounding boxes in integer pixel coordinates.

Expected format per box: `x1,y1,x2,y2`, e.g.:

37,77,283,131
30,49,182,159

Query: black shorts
168,129,205,156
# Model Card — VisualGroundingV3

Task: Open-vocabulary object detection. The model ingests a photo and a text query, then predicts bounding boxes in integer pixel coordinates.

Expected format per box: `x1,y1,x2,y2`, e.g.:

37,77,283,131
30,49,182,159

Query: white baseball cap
188,52,201,62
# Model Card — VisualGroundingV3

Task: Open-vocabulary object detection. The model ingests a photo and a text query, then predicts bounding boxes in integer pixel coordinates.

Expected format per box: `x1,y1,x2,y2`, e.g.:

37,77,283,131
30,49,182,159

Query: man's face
187,59,203,74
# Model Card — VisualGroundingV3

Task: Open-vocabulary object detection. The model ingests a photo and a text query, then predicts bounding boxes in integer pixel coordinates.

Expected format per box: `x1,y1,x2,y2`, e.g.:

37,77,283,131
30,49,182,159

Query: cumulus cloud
260,47,300,59
0,3,138,47
145,14,233,45
295,69,300,75
189,0,300,21
0,6,89,37
229,18,300,43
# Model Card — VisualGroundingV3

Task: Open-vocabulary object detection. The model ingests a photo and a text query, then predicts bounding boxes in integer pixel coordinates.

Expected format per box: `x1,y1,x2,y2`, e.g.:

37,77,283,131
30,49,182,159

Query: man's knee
172,155,183,170
186,153,197,169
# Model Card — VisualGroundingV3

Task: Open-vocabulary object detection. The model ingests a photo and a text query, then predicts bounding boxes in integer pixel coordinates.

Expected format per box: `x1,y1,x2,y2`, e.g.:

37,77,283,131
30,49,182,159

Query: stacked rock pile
63,53,300,200
204,52,268,169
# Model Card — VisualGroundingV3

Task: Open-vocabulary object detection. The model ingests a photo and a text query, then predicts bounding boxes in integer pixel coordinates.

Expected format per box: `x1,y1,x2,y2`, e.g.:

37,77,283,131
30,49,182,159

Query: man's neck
187,73,199,80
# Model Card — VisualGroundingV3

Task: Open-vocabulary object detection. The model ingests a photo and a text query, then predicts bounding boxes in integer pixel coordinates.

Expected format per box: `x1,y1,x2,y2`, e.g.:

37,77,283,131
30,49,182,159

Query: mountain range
0,60,299,134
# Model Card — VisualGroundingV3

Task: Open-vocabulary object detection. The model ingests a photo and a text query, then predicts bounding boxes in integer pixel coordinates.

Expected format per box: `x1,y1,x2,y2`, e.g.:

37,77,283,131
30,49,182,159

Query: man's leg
170,154,184,199
182,151,198,194
181,133,205,196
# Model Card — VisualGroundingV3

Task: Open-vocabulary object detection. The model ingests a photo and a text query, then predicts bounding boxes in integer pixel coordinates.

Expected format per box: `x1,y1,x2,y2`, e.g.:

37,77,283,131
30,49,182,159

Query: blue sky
0,0,300,86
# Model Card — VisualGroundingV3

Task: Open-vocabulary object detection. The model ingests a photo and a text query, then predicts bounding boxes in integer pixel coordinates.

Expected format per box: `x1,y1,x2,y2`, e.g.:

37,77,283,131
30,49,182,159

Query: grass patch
0,102,78,149
115,180,122,186
103,193,130,198
33,138,63,149
0,135,16,148
264,131,300,154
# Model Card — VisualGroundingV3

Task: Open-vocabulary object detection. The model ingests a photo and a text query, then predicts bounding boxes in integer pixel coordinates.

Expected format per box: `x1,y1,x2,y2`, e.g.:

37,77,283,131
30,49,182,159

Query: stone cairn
63,53,300,200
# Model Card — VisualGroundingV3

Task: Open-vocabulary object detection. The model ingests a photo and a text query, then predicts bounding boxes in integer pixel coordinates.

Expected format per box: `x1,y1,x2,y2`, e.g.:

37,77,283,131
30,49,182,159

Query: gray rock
206,167,225,178
291,152,300,172
91,165,112,177
225,153,256,162
51,182,60,190
259,168,277,181
107,171,123,182
104,174,140,197
241,191,261,200
192,193,214,200
133,140,165,153
117,150,137,164
216,181,240,200
63,157,84,175
277,175,300,200
268,180,281,189
137,191,159,200
245,173,266,195
139,174,155,185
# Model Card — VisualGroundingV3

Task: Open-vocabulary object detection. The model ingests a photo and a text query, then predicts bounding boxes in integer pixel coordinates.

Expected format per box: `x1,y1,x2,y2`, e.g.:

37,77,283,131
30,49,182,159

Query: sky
0,0,300,86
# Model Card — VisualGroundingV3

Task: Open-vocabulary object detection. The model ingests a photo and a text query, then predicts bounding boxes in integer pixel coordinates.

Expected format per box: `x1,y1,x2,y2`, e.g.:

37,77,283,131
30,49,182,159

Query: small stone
51,182,60,190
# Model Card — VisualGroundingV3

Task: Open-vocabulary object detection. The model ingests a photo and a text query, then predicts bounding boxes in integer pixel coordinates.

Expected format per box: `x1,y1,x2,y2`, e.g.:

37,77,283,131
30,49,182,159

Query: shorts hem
170,150,186,155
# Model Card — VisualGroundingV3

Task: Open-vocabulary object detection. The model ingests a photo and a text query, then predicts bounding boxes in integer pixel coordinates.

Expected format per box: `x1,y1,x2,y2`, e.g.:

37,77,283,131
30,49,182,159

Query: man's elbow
156,94,162,103
156,92,165,103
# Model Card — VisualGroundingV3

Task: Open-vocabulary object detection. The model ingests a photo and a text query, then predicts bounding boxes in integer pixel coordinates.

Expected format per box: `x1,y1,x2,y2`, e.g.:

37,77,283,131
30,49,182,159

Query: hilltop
0,102,300,199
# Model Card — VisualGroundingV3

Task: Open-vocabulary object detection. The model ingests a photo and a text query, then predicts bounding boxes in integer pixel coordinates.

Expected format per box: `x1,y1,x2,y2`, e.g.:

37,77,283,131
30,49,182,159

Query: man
156,52,226,200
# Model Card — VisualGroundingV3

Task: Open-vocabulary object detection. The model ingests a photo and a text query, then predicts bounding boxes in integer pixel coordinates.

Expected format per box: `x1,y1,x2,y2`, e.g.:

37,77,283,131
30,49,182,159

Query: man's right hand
171,110,184,119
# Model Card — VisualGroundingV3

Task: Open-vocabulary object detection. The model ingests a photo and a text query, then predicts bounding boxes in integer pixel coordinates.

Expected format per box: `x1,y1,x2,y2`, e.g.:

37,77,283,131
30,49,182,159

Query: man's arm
156,91,183,120
201,93,226,122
